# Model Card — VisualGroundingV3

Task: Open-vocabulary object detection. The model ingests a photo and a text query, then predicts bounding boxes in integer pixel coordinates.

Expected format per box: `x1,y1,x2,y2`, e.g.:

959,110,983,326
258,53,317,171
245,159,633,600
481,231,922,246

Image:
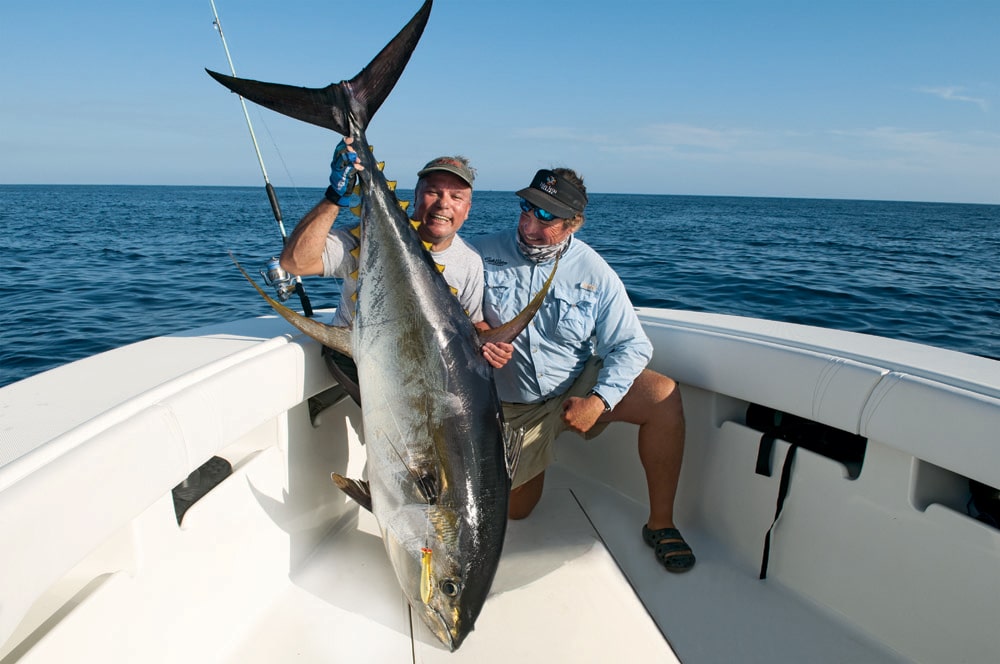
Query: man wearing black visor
473,168,695,573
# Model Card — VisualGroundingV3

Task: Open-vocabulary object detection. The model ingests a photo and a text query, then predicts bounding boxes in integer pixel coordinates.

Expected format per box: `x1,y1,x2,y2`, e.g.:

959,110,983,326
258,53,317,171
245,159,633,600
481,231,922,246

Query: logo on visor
539,175,558,196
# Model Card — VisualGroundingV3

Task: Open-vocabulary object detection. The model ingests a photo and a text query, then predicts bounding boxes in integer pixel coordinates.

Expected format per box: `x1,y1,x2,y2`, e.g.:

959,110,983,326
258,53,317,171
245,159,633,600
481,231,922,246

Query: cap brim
515,187,577,219
417,165,474,187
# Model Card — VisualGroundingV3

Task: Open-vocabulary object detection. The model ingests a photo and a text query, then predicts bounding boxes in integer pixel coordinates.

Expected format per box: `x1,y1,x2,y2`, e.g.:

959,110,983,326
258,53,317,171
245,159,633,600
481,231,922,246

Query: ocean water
1,184,998,389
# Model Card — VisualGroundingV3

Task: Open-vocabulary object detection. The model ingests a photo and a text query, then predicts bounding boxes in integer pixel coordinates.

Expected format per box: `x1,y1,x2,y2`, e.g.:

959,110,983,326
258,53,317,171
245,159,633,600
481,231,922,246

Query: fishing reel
260,257,298,302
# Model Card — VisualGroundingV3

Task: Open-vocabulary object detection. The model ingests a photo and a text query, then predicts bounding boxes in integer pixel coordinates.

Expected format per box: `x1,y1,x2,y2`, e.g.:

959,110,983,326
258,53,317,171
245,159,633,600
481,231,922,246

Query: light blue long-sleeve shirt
471,229,652,408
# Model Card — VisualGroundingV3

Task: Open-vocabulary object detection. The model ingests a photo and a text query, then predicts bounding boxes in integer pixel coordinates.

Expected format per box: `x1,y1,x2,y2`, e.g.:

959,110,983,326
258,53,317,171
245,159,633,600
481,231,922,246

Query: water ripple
2,186,998,387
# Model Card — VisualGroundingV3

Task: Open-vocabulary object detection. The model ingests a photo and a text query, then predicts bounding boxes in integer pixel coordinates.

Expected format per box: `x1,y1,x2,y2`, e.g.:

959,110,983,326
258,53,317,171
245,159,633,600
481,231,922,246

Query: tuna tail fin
205,0,433,134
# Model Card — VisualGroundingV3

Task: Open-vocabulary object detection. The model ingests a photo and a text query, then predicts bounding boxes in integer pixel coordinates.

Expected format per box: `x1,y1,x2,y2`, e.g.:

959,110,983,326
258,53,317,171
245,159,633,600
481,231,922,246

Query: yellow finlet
410,219,422,230
350,270,359,280
350,246,360,259
450,286,459,296
399,201,410,211
350,225,361,238
422,241,433,251
436,263,445,273
347,185,362,216
377,161,386,172
387,180,398,192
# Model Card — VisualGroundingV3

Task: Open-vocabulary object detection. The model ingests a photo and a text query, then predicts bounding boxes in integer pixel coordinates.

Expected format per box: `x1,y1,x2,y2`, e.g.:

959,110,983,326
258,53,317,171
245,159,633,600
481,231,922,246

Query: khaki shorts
503,355,609,488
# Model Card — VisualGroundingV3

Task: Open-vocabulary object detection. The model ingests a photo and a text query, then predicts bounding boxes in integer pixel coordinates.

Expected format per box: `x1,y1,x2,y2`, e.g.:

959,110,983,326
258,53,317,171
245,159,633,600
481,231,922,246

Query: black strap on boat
755,433,776,477
747,404,868,580
759,443,797,579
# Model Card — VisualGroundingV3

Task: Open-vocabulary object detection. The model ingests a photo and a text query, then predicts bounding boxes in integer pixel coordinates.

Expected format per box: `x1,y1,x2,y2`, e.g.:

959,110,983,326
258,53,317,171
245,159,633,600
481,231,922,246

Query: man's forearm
280,199,340,276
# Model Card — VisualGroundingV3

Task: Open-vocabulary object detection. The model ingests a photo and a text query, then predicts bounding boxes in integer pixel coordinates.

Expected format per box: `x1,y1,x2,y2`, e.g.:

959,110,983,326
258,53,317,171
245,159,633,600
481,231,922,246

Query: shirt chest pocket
543,283,598,344
483,271,520,320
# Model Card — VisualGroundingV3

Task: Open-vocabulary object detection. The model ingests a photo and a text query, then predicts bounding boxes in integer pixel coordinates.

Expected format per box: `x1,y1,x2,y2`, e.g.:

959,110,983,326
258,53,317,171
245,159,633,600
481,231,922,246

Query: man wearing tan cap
280,138,483,387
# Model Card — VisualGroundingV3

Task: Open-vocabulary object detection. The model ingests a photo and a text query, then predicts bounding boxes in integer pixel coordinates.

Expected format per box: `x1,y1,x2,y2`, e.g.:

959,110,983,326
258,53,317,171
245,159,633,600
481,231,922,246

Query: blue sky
2,1,997,203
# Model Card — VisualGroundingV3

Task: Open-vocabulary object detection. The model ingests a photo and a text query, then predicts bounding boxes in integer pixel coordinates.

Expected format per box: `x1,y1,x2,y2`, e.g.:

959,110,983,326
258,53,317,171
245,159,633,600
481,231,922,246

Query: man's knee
614,370,682,423
509,472,545,520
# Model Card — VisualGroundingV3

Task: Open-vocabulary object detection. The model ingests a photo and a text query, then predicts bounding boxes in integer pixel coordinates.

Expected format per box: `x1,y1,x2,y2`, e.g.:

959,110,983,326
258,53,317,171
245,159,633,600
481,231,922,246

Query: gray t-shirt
322,224,484,327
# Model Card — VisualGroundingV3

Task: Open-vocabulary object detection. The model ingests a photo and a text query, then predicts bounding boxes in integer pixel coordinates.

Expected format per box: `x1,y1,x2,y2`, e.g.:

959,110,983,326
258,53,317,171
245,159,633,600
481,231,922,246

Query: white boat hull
2,309,997,662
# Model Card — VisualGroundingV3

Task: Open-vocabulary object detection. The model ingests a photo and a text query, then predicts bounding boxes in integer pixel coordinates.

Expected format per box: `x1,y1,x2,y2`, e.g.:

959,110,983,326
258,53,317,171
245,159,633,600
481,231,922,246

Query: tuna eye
439,579,461,597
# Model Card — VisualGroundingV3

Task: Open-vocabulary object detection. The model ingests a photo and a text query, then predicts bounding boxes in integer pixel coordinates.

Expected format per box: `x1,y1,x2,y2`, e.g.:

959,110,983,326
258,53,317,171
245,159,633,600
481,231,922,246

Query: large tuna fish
209,0,553,650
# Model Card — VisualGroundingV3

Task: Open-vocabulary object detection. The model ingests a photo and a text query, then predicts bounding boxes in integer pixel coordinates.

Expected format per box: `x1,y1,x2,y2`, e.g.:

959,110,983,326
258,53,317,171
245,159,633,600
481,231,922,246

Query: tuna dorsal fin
332,473,372,512
478,254,560,347
229,252,352,356
205,0,433,134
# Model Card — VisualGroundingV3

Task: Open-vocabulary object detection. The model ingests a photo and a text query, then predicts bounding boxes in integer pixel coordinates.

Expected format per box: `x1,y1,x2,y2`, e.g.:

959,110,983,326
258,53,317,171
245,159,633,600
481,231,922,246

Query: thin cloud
641,123,756,151
511,126,611,144
829,126,1000,157
916,86,989,111
509,121,1000,177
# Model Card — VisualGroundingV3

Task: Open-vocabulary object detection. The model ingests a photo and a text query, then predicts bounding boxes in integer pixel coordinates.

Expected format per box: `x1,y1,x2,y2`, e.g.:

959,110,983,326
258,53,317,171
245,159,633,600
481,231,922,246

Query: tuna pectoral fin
205,0,432,134
332,473,373,512
477,255,560,346
230,253,353,356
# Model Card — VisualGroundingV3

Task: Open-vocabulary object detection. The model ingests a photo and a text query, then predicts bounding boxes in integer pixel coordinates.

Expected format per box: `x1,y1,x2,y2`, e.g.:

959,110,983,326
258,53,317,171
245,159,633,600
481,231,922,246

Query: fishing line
247,103,321,227
209,0,314,316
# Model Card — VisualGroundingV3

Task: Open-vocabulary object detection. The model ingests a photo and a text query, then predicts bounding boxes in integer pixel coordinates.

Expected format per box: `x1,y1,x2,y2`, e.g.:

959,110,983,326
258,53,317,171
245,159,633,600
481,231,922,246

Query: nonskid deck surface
224,489,676,663
551,467,909,664
224,477,905,664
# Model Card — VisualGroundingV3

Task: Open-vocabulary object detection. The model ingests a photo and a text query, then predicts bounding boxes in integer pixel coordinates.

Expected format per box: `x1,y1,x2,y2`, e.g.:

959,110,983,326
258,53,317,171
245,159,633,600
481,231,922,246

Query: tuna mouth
425,607,461,652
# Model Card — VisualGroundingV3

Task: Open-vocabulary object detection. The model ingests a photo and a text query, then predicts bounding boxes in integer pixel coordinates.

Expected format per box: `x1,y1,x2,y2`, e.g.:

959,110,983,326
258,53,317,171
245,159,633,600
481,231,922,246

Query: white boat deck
1,451,909,663
220,472,909,663
227,489,675,663
2,310,997,663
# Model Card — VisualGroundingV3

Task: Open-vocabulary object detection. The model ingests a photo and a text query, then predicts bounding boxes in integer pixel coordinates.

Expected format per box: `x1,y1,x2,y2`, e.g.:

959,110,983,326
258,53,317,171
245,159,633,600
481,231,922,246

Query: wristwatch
588,390,612,413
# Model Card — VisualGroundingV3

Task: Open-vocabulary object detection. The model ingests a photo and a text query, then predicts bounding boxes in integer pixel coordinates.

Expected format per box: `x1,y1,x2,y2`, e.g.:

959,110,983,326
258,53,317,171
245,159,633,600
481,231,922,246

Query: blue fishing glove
324,140,358,205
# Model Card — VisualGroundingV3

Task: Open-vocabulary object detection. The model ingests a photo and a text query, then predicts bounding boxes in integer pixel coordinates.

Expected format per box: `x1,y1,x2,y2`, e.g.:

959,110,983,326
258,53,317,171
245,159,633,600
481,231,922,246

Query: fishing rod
210,0,313,317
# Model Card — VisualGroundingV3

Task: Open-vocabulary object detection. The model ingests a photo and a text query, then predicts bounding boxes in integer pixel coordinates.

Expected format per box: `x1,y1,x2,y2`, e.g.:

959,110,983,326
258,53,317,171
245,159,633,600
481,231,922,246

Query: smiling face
413,172,473,250
517,208,578,246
